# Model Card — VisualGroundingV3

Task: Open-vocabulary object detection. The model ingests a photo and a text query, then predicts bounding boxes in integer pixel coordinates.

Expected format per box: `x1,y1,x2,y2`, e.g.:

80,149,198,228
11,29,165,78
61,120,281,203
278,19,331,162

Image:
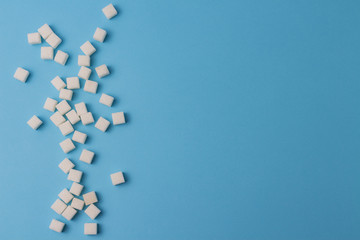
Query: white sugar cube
93,27,107,42
56,100,71,115
50,112,66,126
83,191,98,205
58,158,75,174
41,46,54,60
46,33,62,48
74,102,87,115
66,77,80,89
59,88,73,101
38,24,53,39
27,32,41,44
80,41,96,56
58,188,74,204
80,112,94,125
78,66,91,80
70,182,84,196
99,93,114,107
84,80,98,94
43,98,58,112
72,130,87,144
54,50,69,65
79,149,95,164
84,204,101,219
78,55,90,66
95,117,110,132
58,121,74,136
84,223,97,235
66,110,80,125
112,112,125,125
27,115,42,130
68,169,83,182
51,199,67,215
71,198,84,210
14,67,29,83
110,171,125,185
51,76,66,90
102,4,118,19
62,206,77,221
59,138,75,153
95,64,110,78
49,219,65,233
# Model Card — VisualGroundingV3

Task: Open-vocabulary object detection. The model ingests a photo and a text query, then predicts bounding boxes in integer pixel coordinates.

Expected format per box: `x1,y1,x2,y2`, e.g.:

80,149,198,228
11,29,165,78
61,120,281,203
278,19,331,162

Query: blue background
0,0,359,239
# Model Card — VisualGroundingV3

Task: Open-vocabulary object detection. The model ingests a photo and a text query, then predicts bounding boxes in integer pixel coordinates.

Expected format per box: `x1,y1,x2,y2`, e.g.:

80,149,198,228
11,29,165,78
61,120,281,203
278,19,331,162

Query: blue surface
0,0,360,239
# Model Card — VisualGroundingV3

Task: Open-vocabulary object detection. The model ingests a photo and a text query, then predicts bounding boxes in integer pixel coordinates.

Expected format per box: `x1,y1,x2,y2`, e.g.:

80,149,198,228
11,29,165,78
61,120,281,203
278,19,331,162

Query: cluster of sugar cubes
15,4,127,235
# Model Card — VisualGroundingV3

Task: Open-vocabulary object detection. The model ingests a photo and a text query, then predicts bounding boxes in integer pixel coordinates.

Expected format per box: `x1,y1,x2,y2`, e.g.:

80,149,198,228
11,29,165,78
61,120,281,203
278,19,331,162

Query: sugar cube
58,121,74,136
27,115,42,130
79,149,95,164
46,33,62,48
68,169,83,182
58,188,74,204
80,41,96,56
110,171,125,185
38,24,53,39
80,112,94,125
62,206,77,221
59,88,73,101
43,97,58,112
71,198,84,210
95,117,110,132
65,110,80,125
58,158,75,174
74,102,87,115
41,46,54,60
72,130,87,144
70,182,84,196
65,77,80,89
54,50,69,65
99,93,114,107
27,32,41,44
102,4,118,19
51,199,67,215
112,112,125,125
49,219,65,233
51,76,66,90
83,191,98,205
50,112,66,126
56,100,71,115
84,223,97,235
95,64,110,78
93,27,107,42
78,55,90,66
83,80,98,93
78,66,91,80
84,204,101,220
59,138,76,153
14,67,29,83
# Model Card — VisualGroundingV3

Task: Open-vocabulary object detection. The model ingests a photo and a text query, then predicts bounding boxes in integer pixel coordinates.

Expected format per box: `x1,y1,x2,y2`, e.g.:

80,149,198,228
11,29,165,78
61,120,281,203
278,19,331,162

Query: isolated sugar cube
27,115,42,130
66,110,80,125
59,88,73,101
50,112,66,126
51,199,67,215
78,66,91,80
80,41,96,56
14,67,29,83
66,77,80,89
58,188,74,204
41,46,54,60
93,27,107,42
74,102,87,115
110,171,125,185
102,4,118,19
51,76,66,90
54,50,69,65
71,198,85,210
95,117,110,132
99,93,114,107
43,97,58,112
46,33,62,48
80,112,94,125
84,80,98,94
79,149,95,164
70,182,84,196
72,130,87,144
49,219,65,233
56,100,71,115
59,138,75,153
78,55,90,66
58,158,75,174
68,169,83,182
27,32,41,44
83,191,98,205
84,223,98,235
58,121,74,136
112,112,125,125
62,206,77,221
95,64,110,78
84,204,101,220
38,24,53,39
